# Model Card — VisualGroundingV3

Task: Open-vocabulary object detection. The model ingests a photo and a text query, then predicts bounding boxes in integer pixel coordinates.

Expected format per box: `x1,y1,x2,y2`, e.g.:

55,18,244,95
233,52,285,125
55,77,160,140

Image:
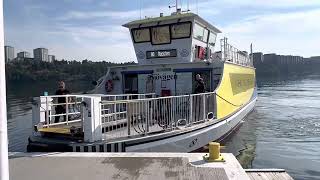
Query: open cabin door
123,74,138,94
123,71,155,95
192,71,211,93
174,69,212,95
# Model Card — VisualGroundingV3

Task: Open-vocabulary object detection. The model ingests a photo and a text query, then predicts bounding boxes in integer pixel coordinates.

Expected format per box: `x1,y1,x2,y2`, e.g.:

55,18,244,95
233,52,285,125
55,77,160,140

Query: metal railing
100,92,216,139
36,93,155,128
38,95,85,127
220,38,252,67
34,92,217,141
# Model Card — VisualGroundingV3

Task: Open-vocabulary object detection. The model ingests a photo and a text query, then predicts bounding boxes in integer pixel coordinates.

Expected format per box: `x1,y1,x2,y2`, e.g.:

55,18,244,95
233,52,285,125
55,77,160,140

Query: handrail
33,92,218,141
100,92,215,104
39,93,156,99
100,92,217,139
220,37,252,67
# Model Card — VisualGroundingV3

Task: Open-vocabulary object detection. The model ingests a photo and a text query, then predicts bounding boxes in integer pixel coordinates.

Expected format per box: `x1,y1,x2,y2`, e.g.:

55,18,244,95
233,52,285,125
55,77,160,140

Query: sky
4,0,320,62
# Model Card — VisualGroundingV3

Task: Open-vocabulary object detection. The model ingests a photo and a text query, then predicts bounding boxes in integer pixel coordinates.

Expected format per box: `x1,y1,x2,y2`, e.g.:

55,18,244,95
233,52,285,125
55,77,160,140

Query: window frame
193,23,209,43
130,21,193,45
170,22,192,40
131,27,151,43
208,31,217,46
151,24,172,45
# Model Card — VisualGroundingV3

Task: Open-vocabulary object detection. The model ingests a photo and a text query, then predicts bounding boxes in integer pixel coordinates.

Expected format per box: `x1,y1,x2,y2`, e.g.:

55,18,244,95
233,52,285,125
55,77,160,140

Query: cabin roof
123,12,222,33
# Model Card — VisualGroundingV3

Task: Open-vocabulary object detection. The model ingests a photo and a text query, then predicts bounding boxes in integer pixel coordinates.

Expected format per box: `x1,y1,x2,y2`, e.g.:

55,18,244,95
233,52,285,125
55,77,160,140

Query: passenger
54,81,70,123
194,74,205,94
194,74,205,122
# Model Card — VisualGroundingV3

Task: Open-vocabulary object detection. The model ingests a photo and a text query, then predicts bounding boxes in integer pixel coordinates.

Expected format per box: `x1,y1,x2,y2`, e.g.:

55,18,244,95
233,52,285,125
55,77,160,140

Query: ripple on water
229,76,320,180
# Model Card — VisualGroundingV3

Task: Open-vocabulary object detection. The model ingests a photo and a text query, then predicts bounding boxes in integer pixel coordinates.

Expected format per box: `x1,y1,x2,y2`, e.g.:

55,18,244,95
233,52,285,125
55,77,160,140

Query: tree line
5,59,135,82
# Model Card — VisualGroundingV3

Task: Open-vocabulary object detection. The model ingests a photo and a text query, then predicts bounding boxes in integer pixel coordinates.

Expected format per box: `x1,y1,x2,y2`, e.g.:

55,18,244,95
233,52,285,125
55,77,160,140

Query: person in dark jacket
194,74,206,121
194,74,205,94
54,81,70,123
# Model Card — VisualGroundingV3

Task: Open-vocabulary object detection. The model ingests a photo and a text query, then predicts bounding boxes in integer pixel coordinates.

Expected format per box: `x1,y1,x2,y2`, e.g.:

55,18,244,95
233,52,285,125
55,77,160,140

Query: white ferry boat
28,9,257,152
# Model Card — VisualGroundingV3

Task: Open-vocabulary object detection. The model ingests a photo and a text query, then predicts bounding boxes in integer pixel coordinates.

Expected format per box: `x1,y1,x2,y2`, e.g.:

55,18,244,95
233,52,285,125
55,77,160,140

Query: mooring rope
215,93,243,107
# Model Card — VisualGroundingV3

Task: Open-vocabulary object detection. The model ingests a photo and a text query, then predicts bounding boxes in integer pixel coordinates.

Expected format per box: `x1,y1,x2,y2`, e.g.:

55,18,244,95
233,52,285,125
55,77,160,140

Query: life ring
105,79,113,92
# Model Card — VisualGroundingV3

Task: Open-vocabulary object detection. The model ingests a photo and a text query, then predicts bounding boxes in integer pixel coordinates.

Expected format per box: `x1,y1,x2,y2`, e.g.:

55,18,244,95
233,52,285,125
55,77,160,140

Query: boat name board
147,73,177,80
146,49,177,59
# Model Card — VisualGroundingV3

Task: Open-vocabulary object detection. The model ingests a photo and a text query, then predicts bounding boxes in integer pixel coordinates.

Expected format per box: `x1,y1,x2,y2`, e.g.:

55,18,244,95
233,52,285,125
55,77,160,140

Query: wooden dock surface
246,169,294,180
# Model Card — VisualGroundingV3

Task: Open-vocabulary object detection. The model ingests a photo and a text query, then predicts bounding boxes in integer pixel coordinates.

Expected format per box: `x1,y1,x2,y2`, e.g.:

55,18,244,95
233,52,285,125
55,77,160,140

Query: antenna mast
176,0,178,12
169,0,179,13
140,0,142,19
187,0,190,12
196,0,199,14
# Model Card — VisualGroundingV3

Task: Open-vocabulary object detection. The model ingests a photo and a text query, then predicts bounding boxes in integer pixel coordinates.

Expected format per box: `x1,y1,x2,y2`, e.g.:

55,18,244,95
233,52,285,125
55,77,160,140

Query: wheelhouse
123,13,222,65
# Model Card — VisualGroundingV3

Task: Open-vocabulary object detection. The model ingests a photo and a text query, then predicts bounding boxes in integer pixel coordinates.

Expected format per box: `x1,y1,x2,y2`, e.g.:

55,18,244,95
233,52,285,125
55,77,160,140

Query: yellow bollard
203,142,225,162
209,142,220,160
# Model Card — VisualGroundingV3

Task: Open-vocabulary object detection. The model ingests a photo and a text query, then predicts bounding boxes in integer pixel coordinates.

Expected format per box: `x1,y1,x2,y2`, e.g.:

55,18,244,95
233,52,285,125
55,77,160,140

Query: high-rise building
33,48,49,62
17,51,31,60
252,52,264,67
4,46,14,63
48,55,55,62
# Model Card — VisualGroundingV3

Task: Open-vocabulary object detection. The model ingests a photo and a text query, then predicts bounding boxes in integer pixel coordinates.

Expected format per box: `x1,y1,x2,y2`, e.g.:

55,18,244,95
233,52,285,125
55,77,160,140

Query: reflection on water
6,76,320,180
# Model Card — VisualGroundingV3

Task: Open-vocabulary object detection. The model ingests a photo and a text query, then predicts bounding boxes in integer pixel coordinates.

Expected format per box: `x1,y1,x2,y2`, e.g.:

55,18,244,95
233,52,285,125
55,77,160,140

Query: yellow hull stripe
216,63,256,119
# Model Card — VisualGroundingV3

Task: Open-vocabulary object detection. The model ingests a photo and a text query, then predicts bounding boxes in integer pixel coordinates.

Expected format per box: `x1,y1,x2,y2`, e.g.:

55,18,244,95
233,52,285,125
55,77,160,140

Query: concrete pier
9,152,293,180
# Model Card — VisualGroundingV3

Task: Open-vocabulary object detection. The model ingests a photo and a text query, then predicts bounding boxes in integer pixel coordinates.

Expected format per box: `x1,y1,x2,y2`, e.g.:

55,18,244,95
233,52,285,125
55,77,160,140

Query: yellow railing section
215,63,256,119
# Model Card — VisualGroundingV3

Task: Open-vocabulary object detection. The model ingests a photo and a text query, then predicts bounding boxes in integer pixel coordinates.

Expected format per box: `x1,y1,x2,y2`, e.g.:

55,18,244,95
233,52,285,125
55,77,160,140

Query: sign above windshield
146,49,177,59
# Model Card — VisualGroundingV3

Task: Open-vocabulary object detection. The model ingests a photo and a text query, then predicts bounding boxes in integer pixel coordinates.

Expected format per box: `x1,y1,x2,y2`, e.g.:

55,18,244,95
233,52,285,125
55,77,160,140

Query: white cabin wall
134,38,193,65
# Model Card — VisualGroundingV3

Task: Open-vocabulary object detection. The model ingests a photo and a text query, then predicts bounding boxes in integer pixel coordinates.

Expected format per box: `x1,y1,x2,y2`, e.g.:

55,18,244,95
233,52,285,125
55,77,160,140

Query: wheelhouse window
208,32,217,46
151,25,170,45
193,23,208,42
132,22,192,45
132,28,150,43
171,22,191,39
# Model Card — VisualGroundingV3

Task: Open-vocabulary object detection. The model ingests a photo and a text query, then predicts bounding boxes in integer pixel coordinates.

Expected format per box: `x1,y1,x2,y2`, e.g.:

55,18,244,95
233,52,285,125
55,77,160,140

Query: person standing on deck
194,74,205,94
54,81,70,123
194,74,206,122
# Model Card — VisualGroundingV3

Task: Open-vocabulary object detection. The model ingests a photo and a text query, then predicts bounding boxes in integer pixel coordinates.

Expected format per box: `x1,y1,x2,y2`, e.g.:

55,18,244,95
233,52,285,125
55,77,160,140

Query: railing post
189,95,193,125
127,102,131,136
45,96,49,127
65,96,69,125
168,98,171,130
113,96,116,122
83,96,102,142
80,97,84,131
203,94,206,121
145,100,149,134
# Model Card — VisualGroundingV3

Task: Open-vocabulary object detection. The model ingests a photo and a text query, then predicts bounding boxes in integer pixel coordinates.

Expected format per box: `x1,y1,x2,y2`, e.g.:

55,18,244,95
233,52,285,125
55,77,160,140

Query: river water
6,76,320,180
